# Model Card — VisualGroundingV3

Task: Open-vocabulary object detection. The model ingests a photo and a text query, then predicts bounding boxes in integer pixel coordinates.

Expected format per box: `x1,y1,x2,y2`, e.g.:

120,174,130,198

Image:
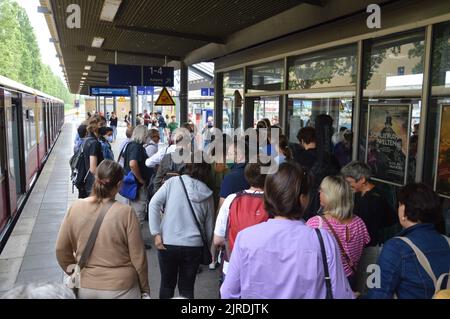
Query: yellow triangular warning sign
155,87,176,106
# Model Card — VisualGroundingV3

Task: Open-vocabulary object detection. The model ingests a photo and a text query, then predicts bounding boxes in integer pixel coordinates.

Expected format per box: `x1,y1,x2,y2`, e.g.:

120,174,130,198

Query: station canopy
39,0,329,95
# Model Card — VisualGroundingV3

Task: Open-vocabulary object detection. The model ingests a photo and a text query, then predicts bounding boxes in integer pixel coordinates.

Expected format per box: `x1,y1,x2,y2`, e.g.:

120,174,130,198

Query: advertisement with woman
366,104,411,186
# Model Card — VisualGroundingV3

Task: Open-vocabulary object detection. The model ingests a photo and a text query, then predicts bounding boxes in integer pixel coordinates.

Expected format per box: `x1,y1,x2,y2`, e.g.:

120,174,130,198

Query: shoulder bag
179,176,212,265
65,200,116,298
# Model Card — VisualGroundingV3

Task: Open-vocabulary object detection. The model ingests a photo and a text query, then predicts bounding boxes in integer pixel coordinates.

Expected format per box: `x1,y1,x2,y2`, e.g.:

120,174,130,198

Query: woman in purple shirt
220,162,354,299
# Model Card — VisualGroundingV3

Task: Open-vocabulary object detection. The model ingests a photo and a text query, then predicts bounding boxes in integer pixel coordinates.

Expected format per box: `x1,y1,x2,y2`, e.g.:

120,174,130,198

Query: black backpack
69,138,93,191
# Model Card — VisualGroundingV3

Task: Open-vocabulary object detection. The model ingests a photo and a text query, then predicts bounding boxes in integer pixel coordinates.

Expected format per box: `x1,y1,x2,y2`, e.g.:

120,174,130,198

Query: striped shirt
307,215,370,277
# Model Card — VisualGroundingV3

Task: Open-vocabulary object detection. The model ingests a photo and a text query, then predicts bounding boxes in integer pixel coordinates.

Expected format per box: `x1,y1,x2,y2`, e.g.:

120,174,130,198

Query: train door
5,93,26,215
0,89,10,230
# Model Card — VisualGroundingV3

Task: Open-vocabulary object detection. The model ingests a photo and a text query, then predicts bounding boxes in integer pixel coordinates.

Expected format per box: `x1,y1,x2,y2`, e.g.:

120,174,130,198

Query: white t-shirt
214,189,264,274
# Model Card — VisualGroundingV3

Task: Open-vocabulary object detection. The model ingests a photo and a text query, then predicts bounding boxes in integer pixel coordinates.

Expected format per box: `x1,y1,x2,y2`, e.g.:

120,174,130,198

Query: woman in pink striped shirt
307,175,370,290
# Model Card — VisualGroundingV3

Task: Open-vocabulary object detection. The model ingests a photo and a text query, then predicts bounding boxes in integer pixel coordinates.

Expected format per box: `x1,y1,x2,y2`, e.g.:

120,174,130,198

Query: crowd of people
6,111,447,300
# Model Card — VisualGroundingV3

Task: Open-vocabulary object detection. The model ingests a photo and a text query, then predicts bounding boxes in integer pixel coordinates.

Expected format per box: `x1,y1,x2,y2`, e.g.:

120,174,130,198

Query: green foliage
0,0,72,104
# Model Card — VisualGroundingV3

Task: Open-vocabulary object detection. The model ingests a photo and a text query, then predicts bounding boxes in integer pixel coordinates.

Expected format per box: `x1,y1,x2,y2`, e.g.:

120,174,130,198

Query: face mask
106,135,113,143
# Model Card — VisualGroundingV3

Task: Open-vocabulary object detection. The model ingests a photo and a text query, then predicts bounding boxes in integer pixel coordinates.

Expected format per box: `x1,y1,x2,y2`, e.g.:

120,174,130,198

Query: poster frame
365,103,412,187
433,104,450,199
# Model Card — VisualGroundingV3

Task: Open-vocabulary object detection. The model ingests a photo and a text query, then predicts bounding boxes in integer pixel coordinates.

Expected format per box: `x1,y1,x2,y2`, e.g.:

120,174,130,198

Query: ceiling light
87,55,96,62
81,77,86,80
84,66,92,70
91,37,105,48
100,0,122,22
83,72,88,76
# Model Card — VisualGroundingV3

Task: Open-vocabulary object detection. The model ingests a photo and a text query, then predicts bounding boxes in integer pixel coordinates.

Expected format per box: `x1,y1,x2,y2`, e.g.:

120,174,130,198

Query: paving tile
0,272,17,291
20,253,59,271
10,218,36,236
35,214,65,225
40,203,68,211
15,267,63,285
0,235,30,259
31,222,62,234
24,242,57,257
0,258,22,274
29,231,58,244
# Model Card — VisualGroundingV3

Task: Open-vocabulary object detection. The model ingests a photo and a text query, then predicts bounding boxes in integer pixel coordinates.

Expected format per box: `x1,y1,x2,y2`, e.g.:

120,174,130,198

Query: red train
0,75,64,251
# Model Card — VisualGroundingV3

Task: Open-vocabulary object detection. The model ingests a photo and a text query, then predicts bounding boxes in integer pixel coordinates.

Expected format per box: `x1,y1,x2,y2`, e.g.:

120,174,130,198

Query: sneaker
209,262,216,270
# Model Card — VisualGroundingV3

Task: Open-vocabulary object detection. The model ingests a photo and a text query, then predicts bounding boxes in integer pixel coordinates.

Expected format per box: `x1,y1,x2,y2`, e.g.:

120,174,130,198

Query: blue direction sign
137,86,145,95
143,66,174,87
137,86,154,95
145,86,154,95
201,88,214,96
201,88,209,96
90,86,131,97
109,64,142,86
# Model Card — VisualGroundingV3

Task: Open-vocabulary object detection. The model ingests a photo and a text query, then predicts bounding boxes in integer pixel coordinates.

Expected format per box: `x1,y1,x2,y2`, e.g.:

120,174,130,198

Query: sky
17,0,65,83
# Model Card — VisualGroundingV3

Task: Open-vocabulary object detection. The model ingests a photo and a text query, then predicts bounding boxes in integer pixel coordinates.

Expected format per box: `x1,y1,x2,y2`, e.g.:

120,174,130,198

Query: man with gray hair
341,161,396,246
1,282,76,299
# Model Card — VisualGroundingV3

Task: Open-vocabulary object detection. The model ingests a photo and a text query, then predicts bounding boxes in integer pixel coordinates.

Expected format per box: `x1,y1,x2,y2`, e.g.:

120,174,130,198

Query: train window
29,109,36,148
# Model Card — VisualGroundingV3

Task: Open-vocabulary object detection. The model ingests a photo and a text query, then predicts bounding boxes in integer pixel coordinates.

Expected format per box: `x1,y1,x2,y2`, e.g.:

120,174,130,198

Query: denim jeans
157,245,202,299
158,127,165,143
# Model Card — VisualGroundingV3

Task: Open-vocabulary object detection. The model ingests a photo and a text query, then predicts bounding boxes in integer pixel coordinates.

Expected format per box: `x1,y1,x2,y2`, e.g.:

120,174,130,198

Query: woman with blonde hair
307,175,370,290
56,160,150,299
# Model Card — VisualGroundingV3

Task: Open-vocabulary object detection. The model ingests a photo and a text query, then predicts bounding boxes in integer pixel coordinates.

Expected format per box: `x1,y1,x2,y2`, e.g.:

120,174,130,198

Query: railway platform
0,117,221,298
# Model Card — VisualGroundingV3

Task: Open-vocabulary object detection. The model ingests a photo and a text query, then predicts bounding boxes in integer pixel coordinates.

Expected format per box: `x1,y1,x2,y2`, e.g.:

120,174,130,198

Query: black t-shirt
354,187,396,246
124,141,150,184
83,134,103,172
110,117,118,126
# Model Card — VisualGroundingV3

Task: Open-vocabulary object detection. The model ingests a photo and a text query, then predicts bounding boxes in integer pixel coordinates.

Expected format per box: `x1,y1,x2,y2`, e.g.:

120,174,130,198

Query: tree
0,0,72,103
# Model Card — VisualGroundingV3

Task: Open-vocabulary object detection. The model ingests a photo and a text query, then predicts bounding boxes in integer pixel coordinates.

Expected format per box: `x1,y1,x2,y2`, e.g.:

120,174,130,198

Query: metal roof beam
189,65,213,82
115,25,226,44
76,45,181,61
302,0,326,6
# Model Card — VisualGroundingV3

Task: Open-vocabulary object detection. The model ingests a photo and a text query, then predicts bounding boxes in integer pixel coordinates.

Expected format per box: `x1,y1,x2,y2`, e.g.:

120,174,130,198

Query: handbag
119,171,138,200
179,176,212,266
65,200,116,298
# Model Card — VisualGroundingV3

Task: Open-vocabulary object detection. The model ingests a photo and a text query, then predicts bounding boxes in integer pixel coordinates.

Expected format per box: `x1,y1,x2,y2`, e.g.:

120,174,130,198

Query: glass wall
359,30,425,186
287,45,357,143
223,69,244,134
246,60,284,93
424,21,450,233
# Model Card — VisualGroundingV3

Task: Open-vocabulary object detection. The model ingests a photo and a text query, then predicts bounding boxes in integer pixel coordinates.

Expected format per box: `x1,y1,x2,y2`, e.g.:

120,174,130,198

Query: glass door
5,94,25,214
252,96,282,127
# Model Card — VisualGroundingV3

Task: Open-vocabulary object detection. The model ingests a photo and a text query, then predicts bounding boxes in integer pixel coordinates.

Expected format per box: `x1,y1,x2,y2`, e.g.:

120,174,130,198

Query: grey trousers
129,186,149,226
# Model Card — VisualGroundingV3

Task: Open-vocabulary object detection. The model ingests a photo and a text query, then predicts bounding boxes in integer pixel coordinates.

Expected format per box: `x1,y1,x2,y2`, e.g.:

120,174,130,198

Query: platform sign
201,88,214,96
201,88,209,96
143,66,174,87
155,87,175,106
74,99,80,108
109,64,142,86
90,86,131,97
137,86,145,95
145,86,154,95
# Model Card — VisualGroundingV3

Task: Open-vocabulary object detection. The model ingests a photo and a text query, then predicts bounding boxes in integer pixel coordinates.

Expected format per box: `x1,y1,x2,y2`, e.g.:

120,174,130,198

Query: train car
0,75,64,251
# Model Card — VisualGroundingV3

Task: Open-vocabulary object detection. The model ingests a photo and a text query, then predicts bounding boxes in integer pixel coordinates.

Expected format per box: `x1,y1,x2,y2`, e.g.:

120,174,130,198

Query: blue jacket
366,223,450,299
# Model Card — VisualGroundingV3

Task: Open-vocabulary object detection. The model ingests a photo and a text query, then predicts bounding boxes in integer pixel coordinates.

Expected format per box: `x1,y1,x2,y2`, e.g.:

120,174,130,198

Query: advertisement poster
435,104,450,198
366,104,411,186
